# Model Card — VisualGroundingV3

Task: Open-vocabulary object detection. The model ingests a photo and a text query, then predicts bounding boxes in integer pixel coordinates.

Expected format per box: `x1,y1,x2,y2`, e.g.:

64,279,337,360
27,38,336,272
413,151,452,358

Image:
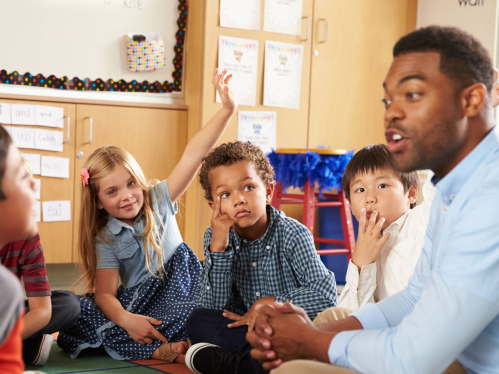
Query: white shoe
185,342,220,374
31,334,54,366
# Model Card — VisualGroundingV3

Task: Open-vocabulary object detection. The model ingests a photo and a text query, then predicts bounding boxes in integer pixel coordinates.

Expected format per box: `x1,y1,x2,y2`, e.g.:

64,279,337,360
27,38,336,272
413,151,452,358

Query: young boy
330,143,436,313
185,141,337,374
0,125,37,373
0,159,81,367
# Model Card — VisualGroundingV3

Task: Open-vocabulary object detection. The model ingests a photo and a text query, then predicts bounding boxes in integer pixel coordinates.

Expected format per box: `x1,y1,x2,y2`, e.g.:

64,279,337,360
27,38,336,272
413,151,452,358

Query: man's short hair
393,26,494,93
342,144,419,209
0,125,13,201
199,141,275,201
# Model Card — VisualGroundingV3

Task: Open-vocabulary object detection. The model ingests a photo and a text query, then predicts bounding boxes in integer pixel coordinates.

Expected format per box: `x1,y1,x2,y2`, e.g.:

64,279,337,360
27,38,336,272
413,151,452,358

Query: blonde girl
57,69,237,364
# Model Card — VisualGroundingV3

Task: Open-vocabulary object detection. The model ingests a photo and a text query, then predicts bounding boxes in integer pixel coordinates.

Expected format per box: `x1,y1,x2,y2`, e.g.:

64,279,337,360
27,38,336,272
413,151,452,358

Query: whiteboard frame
0,0,188,106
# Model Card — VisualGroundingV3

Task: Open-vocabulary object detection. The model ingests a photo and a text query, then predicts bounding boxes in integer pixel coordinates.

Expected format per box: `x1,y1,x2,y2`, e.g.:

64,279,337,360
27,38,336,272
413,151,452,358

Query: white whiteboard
0,0,185,104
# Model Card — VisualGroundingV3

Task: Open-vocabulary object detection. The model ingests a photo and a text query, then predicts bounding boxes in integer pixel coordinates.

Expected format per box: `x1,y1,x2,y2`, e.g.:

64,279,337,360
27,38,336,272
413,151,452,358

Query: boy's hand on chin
210,196,235,252
352,209,391,273
223,297,276,332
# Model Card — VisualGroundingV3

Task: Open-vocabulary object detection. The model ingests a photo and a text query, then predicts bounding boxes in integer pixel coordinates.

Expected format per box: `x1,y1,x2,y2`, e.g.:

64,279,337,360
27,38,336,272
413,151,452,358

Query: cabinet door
73,105,188,262
1,99,76,263
308,0,411,151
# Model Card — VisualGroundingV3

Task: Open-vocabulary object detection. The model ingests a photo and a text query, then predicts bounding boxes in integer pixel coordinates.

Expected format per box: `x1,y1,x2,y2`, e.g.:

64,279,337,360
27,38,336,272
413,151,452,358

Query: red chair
270,148,355,261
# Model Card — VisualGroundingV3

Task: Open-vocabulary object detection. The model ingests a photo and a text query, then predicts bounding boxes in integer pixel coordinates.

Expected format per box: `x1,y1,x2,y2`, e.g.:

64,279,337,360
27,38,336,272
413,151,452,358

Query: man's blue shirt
196,205,337,320
329,126,499,373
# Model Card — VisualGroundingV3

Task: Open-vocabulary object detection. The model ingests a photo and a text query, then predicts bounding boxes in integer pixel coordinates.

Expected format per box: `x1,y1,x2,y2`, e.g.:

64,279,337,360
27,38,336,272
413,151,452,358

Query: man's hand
210,196,235,252
247,305,333,371
212,68,237,113
223,297,276,331
351,209,391,272
121,313,168,346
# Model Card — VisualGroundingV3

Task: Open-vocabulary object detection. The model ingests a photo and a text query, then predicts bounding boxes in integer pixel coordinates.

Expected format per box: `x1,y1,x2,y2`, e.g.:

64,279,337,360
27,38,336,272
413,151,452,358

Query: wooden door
73,104,188,262
0,99,76,263
307,0,413,151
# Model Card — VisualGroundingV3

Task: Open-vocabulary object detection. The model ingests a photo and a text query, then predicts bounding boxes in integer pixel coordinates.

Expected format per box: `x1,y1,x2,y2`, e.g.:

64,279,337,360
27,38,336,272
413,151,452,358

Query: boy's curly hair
199,141,275,201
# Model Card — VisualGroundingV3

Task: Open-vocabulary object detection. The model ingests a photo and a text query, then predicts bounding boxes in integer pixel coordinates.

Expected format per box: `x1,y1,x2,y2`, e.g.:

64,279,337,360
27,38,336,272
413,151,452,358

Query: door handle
319,18,328,43
84,117,93,144
301,16,309,41
63,116,70,144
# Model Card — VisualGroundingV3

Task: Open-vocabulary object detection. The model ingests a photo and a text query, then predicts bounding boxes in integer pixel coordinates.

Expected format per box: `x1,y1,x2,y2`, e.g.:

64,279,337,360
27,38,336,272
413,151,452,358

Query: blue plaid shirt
195,205,337,320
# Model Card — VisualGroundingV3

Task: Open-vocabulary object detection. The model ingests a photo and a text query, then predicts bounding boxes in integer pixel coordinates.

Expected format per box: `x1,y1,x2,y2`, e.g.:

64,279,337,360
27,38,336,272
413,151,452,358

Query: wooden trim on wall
0,93,188,110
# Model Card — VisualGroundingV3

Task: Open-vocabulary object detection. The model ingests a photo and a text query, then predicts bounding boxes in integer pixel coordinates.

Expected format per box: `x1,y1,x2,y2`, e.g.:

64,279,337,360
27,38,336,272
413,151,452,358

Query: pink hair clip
81,168,89,186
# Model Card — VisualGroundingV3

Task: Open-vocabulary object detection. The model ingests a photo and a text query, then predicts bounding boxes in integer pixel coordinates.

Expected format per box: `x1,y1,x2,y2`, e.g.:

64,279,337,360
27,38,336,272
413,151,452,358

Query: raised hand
212,68,237,112
210,196,235,252
351,209,391,272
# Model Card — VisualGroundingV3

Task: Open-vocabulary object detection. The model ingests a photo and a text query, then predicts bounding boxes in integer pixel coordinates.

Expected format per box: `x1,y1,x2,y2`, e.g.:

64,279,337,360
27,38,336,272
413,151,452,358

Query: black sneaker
23,334,54,366
185,342,257,374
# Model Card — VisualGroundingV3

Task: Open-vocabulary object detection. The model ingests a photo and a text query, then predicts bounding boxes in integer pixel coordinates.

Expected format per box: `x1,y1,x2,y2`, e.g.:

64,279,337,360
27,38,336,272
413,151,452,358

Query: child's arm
167,69,237,203
94,268,167,345
22,296,51,339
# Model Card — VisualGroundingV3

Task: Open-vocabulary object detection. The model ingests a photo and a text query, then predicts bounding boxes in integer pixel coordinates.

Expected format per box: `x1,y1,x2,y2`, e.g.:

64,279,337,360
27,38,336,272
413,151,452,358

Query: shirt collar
107,214,139,235
433,126,499,204
232,204,280,252
383,208,409,236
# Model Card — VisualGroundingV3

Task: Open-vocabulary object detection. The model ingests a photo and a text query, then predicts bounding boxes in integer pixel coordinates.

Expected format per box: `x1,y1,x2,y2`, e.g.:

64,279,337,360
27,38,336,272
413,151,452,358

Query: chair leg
339,190,355,261
271,182,283,210
302,181,316,235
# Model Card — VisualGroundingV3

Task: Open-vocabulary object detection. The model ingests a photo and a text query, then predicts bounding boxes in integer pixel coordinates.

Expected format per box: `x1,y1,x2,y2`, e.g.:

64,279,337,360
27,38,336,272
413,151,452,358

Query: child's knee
186,308,224,342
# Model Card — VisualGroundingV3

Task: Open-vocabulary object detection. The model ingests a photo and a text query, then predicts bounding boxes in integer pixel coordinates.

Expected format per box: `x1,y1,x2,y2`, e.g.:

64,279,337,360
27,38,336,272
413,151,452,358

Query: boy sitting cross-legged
185,141,337,374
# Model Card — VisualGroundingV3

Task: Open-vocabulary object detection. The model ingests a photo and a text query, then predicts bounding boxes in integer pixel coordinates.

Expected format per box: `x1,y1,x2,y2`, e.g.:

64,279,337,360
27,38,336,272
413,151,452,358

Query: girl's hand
212,68,237,113
122,313,168,346
351,209,391,272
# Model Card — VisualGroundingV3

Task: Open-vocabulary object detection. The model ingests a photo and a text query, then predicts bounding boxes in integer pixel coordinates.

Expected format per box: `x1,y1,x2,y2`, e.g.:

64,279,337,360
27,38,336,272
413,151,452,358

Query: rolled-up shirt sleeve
96,240,119,269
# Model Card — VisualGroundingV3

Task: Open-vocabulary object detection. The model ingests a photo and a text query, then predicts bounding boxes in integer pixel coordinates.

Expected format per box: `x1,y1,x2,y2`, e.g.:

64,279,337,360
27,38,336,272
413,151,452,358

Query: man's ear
408,184,418,205
266,182,275,204
460,83,487,117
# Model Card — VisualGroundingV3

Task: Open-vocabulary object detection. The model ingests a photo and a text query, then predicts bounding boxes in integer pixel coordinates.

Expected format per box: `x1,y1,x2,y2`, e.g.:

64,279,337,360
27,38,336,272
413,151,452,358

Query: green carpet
24,342,189,374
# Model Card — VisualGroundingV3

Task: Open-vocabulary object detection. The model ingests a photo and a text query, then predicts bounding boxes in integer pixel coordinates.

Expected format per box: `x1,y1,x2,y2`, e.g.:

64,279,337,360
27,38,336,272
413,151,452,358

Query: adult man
247,26,499,374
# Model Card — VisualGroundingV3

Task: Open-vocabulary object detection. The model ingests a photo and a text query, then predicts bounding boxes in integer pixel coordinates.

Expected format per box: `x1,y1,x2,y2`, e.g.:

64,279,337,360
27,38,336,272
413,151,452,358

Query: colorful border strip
0,0,187,94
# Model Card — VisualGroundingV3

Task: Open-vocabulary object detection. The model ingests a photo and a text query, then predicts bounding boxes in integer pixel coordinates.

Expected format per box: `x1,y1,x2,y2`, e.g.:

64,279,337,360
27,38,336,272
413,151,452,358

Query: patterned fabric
127,34,165,72
0,233,51,297
196,205,337,320
57,243,201,360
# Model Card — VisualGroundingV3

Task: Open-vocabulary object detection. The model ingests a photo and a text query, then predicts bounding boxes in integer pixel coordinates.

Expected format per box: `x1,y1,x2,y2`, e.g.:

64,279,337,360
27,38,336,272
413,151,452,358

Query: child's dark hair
0,125,13,201
342,144,419,209
199,141,275,201
394,26,494,93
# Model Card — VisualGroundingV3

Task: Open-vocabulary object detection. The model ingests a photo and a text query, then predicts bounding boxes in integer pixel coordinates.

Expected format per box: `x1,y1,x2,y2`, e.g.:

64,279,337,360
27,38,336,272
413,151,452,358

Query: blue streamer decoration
267,150,354,197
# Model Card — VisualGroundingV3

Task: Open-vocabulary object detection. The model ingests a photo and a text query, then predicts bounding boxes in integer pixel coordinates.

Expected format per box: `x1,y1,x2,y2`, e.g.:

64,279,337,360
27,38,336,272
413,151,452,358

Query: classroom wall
183,0,419,258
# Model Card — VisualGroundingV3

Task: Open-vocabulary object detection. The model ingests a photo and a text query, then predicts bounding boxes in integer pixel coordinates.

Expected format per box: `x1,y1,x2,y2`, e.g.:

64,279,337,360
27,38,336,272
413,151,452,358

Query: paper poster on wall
220,0,261,30
33,201,41,223
264,41,303,109
42,200,71,222
0,103,11,124
238,111,276,154
217,36,259,107
41,156,69,179
33,179,41,200
263,0,303,36
35,129,63,152
11,104,36,125
21,153,41,175
35,106,64,128
9,126,35,149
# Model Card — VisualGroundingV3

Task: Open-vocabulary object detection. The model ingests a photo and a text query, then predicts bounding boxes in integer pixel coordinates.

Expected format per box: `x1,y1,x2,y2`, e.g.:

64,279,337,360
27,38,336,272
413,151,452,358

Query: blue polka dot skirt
57,243,202,360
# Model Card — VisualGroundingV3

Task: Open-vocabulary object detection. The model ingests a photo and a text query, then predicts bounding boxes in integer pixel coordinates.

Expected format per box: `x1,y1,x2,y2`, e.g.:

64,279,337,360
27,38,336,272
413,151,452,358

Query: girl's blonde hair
73,146,165,293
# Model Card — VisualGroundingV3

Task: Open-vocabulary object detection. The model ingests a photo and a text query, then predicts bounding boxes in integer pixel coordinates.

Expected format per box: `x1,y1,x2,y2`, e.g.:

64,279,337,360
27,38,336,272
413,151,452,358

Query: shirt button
266,246,270,249
450,194,456,200
443,207,449,213
362,271,369,278
252,262,257,267
256,292,260,297
243,240,247,243
236,246,239,249
206,286,210,290
127,251,131,255
358,292,364,299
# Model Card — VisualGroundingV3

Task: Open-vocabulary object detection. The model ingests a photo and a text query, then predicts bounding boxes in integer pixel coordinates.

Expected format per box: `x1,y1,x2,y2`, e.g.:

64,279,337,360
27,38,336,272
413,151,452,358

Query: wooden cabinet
1,97,187,263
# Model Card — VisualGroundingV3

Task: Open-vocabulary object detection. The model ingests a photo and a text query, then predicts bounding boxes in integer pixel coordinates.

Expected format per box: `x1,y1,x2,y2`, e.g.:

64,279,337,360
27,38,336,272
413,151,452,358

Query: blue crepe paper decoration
267,150,354,197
